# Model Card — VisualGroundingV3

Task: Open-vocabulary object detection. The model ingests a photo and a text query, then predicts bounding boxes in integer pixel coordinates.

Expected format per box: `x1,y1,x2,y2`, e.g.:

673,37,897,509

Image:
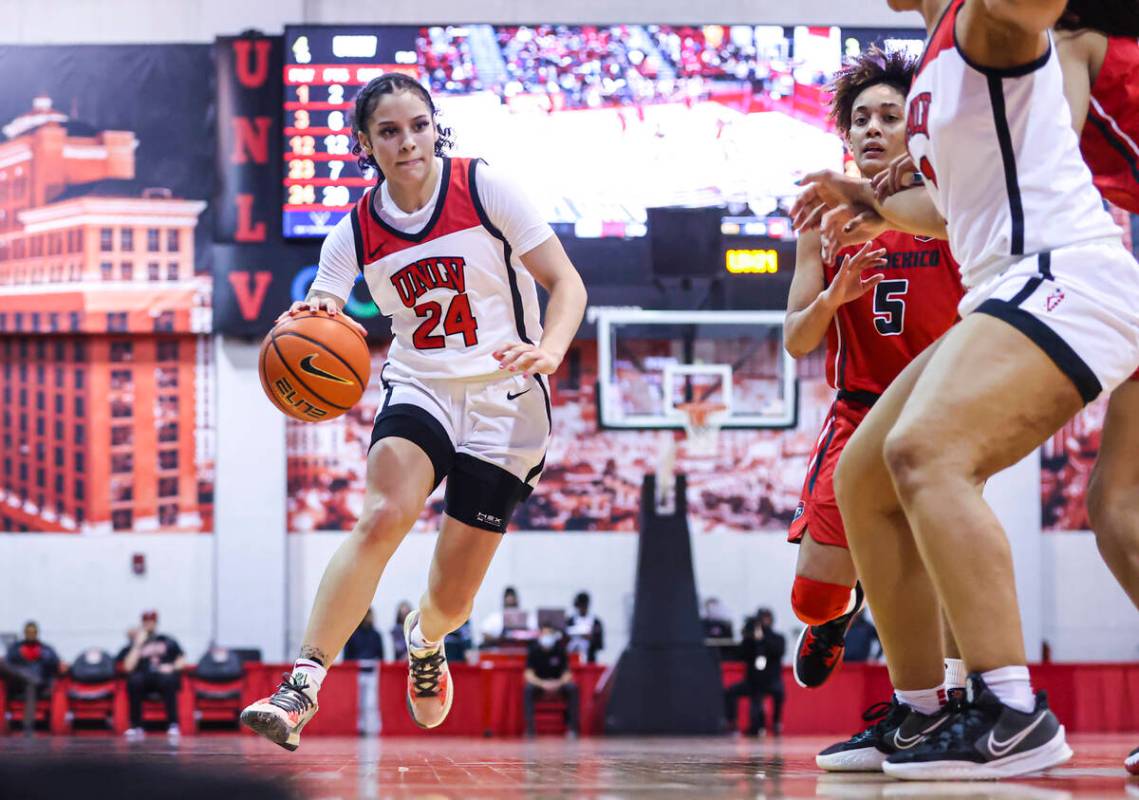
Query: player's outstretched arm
495,235,587,376
784,230,886,358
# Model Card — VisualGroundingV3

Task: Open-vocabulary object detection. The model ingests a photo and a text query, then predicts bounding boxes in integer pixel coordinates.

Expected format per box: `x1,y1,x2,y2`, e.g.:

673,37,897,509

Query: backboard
594,308,797,429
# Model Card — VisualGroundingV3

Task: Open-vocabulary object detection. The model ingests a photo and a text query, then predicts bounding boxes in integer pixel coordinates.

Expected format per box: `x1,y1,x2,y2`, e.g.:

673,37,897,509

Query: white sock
895,686,944,716
841,588,858,616
944,658,967,692
980,665,1034,713
291,658,326,692
409,621,440,653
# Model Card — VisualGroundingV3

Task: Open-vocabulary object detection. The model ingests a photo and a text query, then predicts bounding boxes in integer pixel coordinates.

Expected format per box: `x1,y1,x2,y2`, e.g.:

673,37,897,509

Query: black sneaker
793,582,864,688
883,673,1072,780
816,696,953,772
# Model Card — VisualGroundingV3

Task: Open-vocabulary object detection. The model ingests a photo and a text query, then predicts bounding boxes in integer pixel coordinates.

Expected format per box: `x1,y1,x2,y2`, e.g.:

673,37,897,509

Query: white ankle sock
842,588,858,616
944,658,967,692
409,621,440,653
895,686,944,715
291,658,326,691
980,665,1034,713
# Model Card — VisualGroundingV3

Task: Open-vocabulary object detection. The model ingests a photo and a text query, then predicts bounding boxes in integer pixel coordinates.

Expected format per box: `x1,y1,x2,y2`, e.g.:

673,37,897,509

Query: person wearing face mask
522,623,579,738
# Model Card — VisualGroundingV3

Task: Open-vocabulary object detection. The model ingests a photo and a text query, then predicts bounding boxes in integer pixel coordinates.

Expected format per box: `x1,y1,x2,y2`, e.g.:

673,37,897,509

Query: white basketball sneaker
404,609,453,729
240,670,319,751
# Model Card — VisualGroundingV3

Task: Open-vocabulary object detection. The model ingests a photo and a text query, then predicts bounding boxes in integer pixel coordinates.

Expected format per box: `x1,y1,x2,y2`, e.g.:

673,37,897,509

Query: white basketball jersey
338,158,544,380
906,0,1121,289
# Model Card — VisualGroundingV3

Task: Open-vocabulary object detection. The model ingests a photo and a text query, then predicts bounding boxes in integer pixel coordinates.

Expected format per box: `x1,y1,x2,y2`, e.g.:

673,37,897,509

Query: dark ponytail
1057,0,1139,38
350,73,454,180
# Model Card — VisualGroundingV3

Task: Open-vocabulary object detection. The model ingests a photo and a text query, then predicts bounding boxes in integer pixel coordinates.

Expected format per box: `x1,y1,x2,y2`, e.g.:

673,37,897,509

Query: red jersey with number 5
1080,36,1139,214
348,157,545,380
824,230,964,397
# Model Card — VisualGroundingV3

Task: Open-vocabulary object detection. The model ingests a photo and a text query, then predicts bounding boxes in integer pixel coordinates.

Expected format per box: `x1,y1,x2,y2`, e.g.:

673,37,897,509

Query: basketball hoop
676,401,727,458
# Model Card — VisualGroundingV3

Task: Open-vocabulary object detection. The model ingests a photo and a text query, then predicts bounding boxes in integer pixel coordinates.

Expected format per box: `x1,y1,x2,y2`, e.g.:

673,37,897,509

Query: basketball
258,310,370,422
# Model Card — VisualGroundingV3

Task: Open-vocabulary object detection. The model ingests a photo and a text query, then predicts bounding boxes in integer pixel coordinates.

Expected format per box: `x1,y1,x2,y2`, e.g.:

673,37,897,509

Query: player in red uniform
783,46,964,719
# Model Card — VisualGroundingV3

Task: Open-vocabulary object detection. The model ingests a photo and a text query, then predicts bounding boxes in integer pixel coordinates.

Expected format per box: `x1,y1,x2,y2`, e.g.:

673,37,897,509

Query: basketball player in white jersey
793,0,1139,781
240,73,587,750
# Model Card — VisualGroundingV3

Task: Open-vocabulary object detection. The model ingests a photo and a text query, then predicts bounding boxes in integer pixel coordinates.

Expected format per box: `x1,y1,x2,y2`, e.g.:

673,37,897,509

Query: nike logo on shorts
507,388,531,401
299,354,353,385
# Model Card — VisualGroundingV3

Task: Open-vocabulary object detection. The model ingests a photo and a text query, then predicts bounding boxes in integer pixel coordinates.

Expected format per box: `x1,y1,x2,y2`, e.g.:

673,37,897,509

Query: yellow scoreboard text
725,248,779,275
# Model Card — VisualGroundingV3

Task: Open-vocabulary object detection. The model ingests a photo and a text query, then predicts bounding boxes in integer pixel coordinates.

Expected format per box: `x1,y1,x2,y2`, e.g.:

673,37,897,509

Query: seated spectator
523,624,579,737
444,619,474,664
344,607,385,662
724,608,785,736
566,592,604,663
4,621,62,700
391,601,412,662
117,610,186,741
842,609,882,663
701,597,734,642
480,586,533,646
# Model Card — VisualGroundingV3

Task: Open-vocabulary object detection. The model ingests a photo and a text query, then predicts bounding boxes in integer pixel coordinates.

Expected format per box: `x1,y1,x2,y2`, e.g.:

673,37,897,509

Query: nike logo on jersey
507,388,532,401
892,715,949,749
299,354,353,385
986,711,1048,759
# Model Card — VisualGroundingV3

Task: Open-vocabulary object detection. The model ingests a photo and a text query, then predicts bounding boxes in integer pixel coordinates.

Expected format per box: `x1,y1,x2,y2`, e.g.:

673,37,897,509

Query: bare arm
958,0,1064,72
524,667,544,688
497,235,588,375
878,188,949,240
783,230,833,359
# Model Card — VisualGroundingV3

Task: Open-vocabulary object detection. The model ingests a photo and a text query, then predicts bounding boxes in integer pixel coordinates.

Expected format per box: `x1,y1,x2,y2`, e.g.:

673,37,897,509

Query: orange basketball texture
258,311,371,422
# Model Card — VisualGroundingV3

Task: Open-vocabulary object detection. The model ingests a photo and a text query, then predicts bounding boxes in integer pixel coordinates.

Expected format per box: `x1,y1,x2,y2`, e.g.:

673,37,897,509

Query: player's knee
791,575,853,626
1088,474,1139,552
356,498,418,545
882,426,935,498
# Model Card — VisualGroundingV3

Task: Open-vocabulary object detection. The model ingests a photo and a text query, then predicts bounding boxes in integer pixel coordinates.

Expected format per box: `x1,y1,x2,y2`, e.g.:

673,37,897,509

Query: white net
677,402,727,458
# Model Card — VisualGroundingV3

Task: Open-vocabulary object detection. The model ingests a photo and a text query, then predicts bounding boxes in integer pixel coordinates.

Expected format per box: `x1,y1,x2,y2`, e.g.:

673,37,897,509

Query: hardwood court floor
3,733,1137,799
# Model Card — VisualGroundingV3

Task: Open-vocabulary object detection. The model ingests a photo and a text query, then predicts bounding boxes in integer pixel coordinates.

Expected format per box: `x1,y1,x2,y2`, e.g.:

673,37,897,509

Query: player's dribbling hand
820,241,887,308
872,153,917,202
277,298,368,338
494,343,561,377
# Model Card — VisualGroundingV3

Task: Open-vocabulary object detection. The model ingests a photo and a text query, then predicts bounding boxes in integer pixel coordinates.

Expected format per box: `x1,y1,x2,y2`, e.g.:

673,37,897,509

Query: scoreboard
283,26,420,238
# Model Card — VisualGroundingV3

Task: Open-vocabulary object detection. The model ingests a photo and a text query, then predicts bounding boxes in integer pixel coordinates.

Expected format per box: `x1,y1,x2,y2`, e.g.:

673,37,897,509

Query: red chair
64,649,121,732
187,648,246,732
1,680,67,735
533,694,569,735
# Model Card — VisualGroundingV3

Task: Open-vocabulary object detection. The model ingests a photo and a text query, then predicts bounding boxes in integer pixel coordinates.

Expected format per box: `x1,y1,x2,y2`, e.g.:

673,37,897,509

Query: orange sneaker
403,609,453,729
240,671,319,751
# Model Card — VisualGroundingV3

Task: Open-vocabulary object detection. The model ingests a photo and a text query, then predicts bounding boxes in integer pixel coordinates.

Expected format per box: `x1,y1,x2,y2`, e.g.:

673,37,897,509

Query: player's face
847,83,908,177
357,90,437,186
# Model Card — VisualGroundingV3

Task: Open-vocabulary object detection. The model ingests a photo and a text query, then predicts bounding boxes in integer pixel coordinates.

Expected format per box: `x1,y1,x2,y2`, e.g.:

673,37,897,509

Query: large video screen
282,24,924,240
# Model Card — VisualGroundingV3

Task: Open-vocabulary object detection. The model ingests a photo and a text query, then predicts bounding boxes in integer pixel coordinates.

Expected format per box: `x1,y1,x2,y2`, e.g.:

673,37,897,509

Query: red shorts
788,397,873,549
1132,367,1139,381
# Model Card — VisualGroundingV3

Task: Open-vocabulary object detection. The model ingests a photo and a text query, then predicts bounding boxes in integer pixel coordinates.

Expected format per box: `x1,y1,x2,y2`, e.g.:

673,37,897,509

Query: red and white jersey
906,0,1120,290
1080,36,1139,214
825,231,964,397
311,157,553,379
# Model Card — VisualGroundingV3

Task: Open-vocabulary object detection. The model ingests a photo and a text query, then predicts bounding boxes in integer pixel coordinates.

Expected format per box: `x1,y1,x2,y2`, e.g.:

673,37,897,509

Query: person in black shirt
390,601,412,662
523,624,579,737
4,621,62,698
344,607,385,661
724,608,786,736
566,591,604,664
117,610,186,740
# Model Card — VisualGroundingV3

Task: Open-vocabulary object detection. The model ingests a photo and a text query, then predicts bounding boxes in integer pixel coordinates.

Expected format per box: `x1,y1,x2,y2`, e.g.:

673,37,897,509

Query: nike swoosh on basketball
986,712,1047,759
299,354,353,385
507,388,531,400
892,715,949,749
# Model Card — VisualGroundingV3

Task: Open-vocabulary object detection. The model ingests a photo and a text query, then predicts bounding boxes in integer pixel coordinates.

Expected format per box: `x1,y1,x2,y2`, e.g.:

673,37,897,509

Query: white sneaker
123,727,145,741
166,723,181,742
240,671,319,752
404,610,453,729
